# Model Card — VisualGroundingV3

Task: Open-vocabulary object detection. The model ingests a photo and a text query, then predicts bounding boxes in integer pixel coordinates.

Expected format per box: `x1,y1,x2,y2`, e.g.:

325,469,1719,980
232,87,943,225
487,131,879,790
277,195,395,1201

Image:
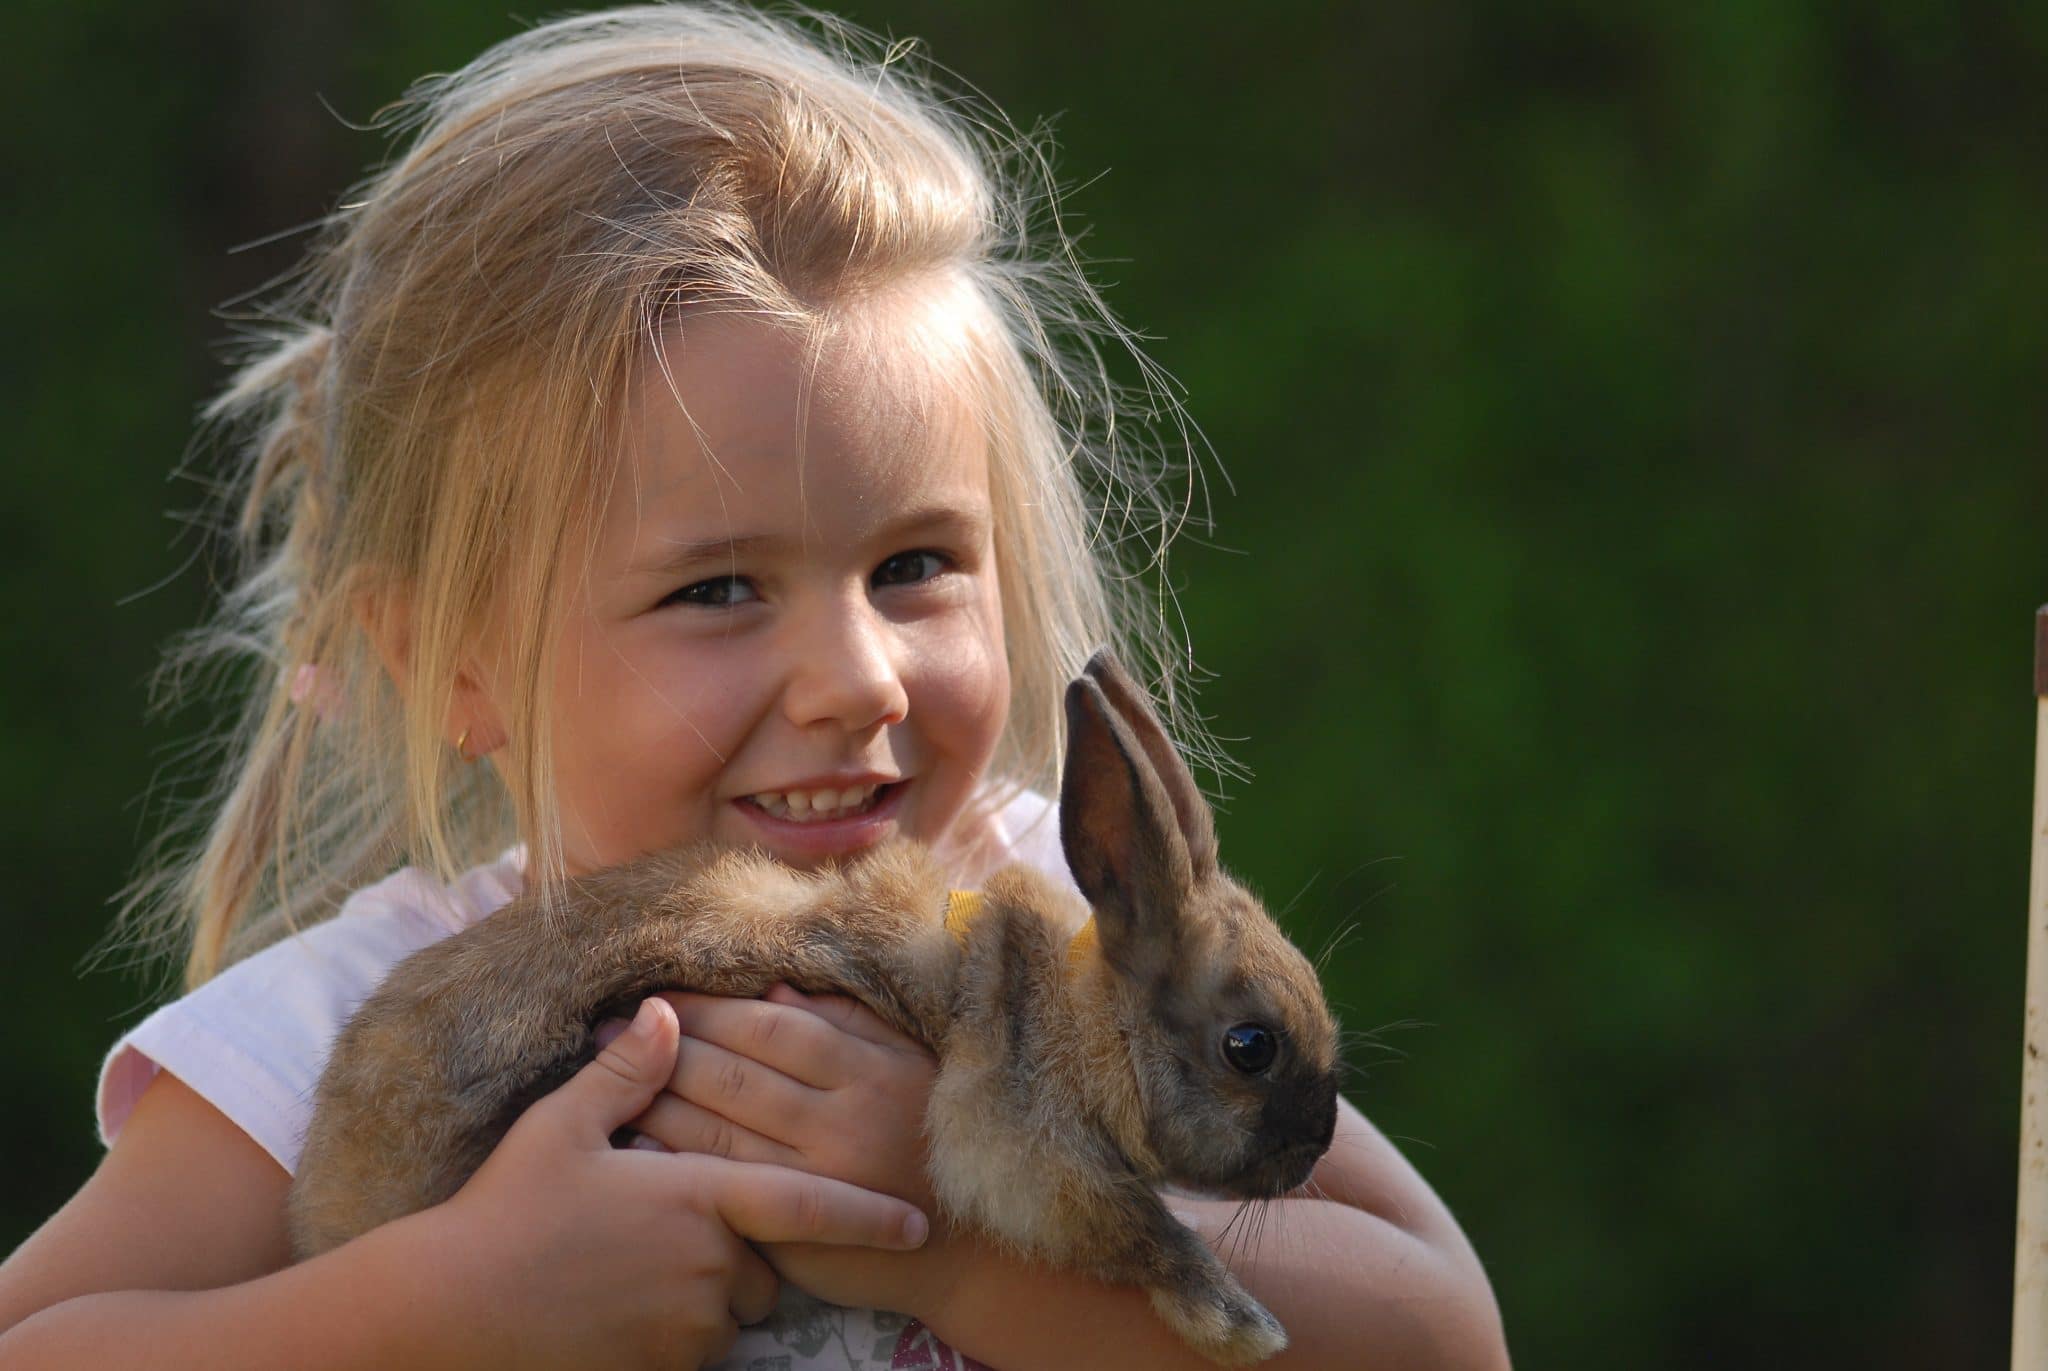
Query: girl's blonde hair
125,2,1220,990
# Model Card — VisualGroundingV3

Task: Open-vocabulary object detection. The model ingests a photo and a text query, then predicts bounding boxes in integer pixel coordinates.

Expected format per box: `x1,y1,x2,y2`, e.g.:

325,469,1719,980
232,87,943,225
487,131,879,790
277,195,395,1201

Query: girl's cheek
978,575,1011,728
935,573,1004,673
932,602,1009,749
639,635,756,733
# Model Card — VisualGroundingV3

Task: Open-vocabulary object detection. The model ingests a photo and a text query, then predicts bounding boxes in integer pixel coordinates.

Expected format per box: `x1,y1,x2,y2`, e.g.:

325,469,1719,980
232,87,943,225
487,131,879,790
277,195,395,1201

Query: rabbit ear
1060,672,1194,983
1081,650,1217,879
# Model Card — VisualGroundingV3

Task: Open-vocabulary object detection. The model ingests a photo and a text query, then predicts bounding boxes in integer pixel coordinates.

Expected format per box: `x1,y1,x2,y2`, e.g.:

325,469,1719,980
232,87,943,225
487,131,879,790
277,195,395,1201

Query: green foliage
4,2,2041,1363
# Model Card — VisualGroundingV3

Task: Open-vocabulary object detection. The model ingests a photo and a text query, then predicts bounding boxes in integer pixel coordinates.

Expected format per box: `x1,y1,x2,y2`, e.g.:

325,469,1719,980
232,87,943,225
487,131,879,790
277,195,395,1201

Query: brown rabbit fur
289,651,1341,1365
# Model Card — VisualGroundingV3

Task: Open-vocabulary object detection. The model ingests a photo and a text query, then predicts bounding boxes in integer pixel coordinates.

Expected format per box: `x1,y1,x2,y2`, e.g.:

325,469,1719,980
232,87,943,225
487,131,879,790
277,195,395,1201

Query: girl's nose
782,598,910,735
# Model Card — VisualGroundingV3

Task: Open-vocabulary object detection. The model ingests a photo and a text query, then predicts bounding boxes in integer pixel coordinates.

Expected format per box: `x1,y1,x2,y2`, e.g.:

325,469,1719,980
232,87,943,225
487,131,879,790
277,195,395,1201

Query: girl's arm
0,999,930,1371
645,990,1509,1369
0,1073,488,1369
920,1095,1510,1370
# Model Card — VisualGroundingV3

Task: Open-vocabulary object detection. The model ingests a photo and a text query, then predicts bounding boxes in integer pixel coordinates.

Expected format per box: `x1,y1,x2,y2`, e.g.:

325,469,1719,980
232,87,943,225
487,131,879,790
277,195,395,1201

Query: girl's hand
432,997,930,1370
620,986,968,1319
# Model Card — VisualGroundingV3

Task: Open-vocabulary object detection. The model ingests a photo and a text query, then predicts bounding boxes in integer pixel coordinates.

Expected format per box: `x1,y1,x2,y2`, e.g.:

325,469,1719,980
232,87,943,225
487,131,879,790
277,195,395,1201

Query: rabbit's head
1060,651,1341,1200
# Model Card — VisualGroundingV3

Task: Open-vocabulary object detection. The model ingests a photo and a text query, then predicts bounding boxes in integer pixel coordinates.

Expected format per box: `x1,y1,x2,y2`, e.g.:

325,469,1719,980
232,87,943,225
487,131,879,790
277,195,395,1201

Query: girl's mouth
743,780,890,823
732,780,908,856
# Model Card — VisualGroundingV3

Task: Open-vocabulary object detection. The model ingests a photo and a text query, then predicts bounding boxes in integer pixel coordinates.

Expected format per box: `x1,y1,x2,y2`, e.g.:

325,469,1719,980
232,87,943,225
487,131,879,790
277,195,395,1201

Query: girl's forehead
607,295,990,531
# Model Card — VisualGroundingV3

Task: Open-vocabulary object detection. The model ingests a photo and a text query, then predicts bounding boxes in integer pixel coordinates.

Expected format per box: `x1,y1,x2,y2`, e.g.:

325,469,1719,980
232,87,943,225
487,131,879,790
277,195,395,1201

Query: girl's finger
727,1240,782,1327
659,991,864,1088
537,998,680,1147
684,1155,928,1250
632,1089,807,1170
764,983,927,1054
667,1031,820,1139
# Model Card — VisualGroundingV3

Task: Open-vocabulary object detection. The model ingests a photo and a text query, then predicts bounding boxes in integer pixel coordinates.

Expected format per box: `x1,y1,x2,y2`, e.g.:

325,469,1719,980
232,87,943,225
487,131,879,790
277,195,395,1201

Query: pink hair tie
288,664,343,721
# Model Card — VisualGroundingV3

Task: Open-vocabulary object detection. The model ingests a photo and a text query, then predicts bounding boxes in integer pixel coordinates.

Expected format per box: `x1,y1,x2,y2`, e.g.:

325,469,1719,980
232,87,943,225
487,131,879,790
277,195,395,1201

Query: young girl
0,5,1505,1367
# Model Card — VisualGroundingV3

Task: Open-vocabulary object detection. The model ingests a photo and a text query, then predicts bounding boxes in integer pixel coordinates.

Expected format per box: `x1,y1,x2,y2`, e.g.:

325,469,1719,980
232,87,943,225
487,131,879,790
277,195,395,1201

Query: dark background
6,1,2044,1363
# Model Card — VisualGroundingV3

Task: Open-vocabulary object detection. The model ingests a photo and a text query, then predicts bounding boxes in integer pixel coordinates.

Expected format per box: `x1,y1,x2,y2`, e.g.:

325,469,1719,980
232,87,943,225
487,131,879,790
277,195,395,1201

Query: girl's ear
1058,672,1192,984
352,586,508,760
353,584,413,692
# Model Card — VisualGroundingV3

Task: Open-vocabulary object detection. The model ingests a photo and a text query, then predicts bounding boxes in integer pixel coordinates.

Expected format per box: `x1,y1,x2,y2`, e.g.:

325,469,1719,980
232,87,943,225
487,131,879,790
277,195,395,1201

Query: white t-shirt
97,788,1069,1371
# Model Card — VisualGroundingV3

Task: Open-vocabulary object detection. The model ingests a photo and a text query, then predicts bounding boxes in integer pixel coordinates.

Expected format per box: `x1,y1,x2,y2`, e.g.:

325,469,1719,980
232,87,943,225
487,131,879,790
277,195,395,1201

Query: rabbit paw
1148,1276,1287,1366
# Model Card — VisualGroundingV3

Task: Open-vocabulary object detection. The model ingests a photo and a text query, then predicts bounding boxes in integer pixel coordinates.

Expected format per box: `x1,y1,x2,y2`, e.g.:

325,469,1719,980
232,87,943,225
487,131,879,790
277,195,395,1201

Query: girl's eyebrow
878,501,991,541
634,534,780,577
633,503,990,578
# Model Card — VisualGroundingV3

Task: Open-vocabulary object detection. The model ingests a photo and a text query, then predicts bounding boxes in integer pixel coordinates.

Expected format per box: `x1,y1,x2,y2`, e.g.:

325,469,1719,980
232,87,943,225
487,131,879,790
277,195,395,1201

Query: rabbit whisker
1213,1197,1256,1266
1224,1205,1249,1271
1311,917,1359,977
1277,871,1322,921
1302,855,1405,974
1244,1196,1275,1273
1331,854,1404,892
1316,1134,1388,1162
1337,1018,1427,1056
1334,1016,1431,1088
1229,1199,1267,1275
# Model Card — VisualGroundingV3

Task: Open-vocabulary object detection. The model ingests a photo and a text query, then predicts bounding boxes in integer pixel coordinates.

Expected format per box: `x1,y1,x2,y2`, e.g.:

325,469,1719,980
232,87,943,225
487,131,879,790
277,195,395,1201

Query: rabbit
288,650,1342,1365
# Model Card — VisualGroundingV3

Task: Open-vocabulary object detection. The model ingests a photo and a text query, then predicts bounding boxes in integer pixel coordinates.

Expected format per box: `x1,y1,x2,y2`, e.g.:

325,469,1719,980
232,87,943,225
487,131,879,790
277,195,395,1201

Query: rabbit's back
289,840,958,1257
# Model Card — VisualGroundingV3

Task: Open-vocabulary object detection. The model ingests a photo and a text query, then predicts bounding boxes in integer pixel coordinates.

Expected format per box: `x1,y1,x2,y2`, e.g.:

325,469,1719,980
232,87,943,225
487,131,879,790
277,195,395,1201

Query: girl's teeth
749,784,884,822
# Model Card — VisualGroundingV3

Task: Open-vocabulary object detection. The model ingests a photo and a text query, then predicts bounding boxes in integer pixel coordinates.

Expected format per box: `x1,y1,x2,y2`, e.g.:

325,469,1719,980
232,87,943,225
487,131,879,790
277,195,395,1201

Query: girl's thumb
553,997,677,1142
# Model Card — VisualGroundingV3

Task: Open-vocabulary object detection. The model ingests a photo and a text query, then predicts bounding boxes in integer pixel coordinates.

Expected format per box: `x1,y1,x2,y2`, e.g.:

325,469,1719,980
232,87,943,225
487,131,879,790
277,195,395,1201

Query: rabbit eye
1221,1022,1279,1074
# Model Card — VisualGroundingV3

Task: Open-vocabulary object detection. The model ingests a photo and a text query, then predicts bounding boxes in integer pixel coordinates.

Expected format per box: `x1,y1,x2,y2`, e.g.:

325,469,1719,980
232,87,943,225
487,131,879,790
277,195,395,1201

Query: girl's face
499,292,1010,877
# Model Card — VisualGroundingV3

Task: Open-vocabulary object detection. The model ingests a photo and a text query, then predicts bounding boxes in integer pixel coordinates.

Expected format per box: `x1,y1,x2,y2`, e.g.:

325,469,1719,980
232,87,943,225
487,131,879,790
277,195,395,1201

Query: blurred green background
5,1,2044,1363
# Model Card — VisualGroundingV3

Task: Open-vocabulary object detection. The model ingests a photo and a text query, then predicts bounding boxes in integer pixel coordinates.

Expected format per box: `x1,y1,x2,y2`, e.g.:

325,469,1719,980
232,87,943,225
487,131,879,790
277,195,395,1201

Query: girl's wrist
900,1221,986,1328
359,1203,516,1369
353,1213,473,1367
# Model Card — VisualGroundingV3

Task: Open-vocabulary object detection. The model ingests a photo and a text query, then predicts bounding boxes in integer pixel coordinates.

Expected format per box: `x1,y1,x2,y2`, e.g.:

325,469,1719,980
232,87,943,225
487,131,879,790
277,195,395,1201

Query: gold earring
455,727,476,763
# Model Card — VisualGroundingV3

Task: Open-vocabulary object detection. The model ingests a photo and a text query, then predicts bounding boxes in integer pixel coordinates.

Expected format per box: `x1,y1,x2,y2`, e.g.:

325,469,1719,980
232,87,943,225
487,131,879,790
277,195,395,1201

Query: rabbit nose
1262,1071,1339,1152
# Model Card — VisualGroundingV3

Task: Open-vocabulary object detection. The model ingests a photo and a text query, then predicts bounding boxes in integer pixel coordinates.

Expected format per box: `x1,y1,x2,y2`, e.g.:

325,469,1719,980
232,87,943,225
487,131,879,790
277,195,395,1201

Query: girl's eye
872,550,949,588
663,575,757,608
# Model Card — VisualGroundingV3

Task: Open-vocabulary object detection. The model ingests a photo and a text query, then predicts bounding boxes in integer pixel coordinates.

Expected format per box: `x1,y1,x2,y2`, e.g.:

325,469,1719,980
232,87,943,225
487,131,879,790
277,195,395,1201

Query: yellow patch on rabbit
1064,916,1099,973
942,888,983,941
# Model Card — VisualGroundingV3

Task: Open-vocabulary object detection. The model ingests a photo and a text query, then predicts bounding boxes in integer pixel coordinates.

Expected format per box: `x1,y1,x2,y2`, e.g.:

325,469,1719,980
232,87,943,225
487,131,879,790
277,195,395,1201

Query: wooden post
2018,606,2048,1369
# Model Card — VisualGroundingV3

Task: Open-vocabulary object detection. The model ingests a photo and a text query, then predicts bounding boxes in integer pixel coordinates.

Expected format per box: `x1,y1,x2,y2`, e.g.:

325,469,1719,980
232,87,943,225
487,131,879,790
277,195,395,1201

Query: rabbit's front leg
1067,1179,1287,1366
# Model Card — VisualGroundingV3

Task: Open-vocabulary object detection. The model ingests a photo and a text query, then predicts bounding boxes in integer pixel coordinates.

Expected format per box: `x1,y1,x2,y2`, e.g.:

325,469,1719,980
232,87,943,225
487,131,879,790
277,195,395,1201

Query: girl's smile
732,775,910,858
478,283,1011,878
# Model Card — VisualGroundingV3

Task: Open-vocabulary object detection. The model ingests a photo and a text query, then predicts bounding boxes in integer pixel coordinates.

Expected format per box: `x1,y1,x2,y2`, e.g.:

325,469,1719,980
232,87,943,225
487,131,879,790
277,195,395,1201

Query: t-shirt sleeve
95,872,465,1175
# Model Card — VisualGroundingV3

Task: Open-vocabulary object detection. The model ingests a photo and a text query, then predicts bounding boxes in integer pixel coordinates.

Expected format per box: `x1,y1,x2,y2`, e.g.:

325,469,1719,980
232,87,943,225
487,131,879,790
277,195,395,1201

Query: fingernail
901,1210,928,1248
628,998,659,1042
